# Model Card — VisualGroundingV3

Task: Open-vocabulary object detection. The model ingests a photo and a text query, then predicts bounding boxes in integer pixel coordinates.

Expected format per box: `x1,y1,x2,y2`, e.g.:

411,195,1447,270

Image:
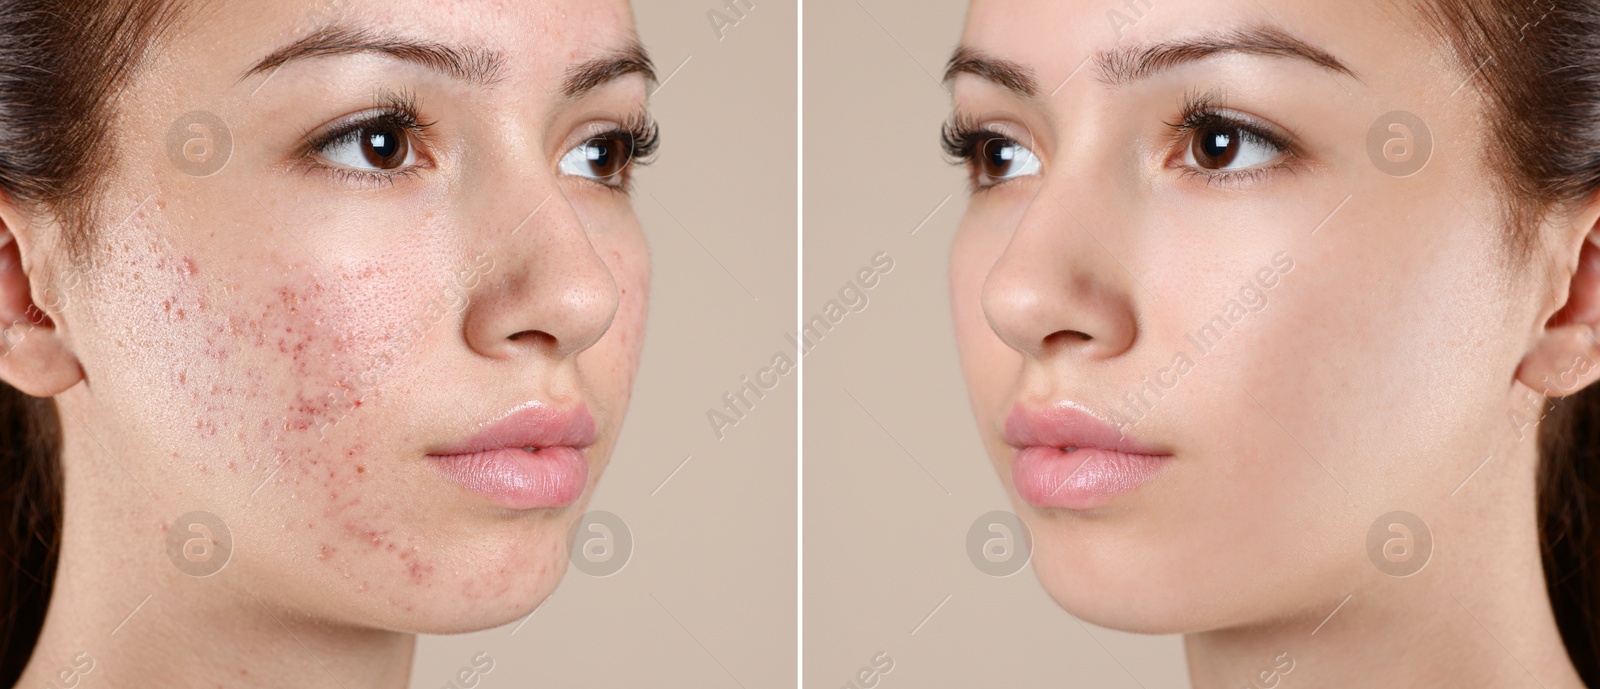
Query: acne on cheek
101,209,588,609
142,230,480,599
600,246,650,382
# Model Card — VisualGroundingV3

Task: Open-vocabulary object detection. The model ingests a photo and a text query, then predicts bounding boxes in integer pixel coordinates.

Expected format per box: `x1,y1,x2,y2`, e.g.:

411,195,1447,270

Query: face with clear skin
0,0,652,654
950,0,1600,672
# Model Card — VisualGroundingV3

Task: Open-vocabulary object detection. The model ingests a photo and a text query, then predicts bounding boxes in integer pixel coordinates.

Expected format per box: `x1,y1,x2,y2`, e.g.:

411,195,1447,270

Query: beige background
802,1,1188,686
410,2,796,687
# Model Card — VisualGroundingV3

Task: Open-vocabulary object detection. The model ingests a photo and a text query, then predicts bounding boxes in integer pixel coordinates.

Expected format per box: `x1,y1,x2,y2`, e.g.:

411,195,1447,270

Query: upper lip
429,402,597,456
1004,402,1169,455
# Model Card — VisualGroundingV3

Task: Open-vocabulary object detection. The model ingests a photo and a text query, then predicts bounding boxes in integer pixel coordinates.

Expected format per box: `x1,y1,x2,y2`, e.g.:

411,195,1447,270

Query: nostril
1043,330,1093,348
507,330,558,348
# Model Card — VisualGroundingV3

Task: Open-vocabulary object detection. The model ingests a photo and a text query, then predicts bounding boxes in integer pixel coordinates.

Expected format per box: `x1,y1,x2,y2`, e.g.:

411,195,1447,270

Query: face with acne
15,0,651,632
950,0,1599,634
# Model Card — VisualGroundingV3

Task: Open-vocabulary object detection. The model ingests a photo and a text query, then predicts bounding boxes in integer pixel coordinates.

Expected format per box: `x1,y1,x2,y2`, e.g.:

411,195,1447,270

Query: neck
1184,426,1585,689
14,392,415,689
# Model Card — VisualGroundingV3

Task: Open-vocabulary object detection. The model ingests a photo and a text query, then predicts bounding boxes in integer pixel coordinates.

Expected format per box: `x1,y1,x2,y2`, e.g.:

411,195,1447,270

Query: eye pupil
982,137,1014,176
362,126,407,169
587,140,610,167
584,137,628,179
1194,126,1239,168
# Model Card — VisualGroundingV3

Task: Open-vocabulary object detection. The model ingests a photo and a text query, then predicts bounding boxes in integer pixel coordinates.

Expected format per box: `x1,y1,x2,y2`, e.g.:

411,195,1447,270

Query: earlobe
0,226,84,398
1516,326,1600,398
1517,226,1600,398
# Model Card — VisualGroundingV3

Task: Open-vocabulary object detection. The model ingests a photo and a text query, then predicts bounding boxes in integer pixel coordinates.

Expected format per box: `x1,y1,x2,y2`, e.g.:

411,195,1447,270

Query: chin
403,516,579,634
1021,519,1257,636
395,565,569,635
274,512,581,635
1025,523,1353,637
1027,547,1191,635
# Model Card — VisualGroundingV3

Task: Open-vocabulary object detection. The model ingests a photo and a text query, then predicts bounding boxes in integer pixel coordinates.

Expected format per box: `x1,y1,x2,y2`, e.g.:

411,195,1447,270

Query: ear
1517,197,1600,398
0,203,84,398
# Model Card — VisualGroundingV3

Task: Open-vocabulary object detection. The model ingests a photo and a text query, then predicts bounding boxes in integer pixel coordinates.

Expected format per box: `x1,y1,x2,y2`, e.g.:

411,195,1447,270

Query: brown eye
1179,115,1286,173
975,135,1041,182
315,118,420,173
560,135,632,181
360,125,408,169
1191,123,1241,169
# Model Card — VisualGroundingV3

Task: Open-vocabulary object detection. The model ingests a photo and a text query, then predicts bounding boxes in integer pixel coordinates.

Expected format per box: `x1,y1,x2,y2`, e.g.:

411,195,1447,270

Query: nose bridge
980,167,1140,361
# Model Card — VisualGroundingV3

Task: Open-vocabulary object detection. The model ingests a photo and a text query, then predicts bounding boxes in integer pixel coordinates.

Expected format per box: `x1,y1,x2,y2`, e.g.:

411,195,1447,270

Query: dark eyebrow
561,43,657,98
242,26,657,98
241,25,508,86
1095,26,1357,85
943,47,1038,98
943,26,1356,98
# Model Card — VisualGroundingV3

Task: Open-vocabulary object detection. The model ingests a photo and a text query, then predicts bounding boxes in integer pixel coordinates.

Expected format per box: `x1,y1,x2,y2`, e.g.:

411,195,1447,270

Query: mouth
427,402,597,510
1003,402,1173,510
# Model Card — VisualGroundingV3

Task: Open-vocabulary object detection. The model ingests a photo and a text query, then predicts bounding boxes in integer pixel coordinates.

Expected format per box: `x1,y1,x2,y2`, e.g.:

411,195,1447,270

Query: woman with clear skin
0,0,655,686
948,0,1600,686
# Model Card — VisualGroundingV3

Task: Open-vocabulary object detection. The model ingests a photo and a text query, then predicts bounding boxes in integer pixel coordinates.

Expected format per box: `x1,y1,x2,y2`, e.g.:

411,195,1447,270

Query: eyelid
1163,94,1302,158
555,112,659,162
942,110,1045,191
1162,97,1305,187
554,111,661,191
301,108,434,159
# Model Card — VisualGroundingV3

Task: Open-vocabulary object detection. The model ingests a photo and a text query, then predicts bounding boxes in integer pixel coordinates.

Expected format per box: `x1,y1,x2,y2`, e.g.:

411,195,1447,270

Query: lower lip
1011,446,1171,509
428,446,589,510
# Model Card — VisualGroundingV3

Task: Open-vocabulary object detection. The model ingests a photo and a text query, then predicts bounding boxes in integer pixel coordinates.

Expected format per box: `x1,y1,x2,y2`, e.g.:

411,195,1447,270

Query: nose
463,188,620,360
980,189,1138,361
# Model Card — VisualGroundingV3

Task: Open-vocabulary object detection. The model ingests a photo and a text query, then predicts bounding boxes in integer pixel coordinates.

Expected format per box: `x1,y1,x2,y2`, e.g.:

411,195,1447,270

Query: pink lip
1004,403,1172,510
427,403,596,510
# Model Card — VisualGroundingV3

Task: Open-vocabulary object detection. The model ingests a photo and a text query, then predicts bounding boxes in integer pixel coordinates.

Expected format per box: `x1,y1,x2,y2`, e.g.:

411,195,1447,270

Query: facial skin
950,0,1599,686
0,0,652,684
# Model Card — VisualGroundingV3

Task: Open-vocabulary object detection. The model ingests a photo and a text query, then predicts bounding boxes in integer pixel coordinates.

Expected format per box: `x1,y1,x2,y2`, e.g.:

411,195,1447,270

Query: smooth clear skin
0,1,650,687
951,1,1600,687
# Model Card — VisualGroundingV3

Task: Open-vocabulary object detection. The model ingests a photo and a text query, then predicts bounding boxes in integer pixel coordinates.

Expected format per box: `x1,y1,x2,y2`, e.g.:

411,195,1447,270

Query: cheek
1244,229,1509,476
950,217,1014,406
170,231,454,457
590,230,650,388
84,214,491,602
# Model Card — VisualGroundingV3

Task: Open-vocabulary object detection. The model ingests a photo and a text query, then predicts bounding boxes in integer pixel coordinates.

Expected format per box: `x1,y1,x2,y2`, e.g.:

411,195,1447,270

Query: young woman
947,0,1599,686
0,0,656,686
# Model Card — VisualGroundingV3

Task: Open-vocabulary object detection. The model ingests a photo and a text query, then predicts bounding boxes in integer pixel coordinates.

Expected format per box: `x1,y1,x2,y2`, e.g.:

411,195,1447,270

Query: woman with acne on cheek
0,0,656,687
949,0,1600,686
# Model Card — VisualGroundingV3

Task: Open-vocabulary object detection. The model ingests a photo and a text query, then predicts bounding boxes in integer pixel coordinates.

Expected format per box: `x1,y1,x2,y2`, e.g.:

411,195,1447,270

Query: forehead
154,0,639,90
957,0,1443,93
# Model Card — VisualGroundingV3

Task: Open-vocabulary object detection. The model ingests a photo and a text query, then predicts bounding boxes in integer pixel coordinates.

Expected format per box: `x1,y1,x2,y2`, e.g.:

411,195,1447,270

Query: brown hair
1418,0,1600,684
0,0,188,684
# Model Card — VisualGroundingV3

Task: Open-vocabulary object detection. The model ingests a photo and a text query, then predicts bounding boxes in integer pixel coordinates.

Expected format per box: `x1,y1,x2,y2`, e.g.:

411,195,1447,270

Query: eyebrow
560,43,657,98
943,25,1357,97
243,26,507,85
242,25,659,98
944,46,1039,97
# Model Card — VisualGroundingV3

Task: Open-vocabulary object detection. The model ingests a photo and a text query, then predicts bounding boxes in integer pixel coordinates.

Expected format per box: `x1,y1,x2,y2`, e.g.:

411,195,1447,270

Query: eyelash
300,90,436,186
941,92,1302,191
586,111,662,194
940,113,1020,192
298,92,663,191
1163,91,1300,187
